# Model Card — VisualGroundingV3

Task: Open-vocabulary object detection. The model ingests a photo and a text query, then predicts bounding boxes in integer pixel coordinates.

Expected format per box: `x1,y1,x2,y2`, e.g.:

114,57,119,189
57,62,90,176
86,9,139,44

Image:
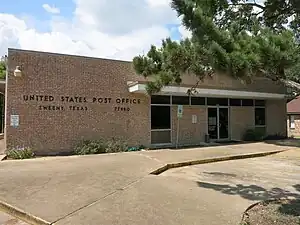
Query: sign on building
10,115,19,127
177,105,183,118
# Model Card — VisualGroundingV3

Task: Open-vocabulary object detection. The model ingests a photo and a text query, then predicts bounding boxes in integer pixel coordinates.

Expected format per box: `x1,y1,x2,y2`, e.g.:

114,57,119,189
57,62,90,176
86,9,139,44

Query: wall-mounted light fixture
14,66,22,77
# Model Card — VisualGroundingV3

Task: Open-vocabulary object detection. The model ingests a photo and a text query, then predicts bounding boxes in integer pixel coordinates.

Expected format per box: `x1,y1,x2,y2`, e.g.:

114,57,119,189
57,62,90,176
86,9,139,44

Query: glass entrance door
208,108,218,139
219,107,229,139
208,107,229,140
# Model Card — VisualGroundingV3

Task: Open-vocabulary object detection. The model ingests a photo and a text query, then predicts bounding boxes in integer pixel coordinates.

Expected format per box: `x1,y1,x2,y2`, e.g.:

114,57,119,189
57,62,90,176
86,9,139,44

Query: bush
74,138,129,155
74,140,107,155
105,138,128,153
264,134,287,140
6,147,35,159
243,128,265,141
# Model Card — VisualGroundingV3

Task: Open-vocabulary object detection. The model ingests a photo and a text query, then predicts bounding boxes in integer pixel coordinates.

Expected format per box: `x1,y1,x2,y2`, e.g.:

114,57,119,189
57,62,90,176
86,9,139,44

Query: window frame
171,96,190,105
254,106,266,127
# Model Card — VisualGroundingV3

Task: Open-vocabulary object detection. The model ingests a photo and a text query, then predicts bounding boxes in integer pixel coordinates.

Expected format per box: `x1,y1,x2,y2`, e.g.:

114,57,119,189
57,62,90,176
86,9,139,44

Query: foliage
264,133,287,140
0,60,5,80
133,0,300,94
242,128,265,141
6,147,35,159
74,140,107,155
105,138,128,153
74,138,129,155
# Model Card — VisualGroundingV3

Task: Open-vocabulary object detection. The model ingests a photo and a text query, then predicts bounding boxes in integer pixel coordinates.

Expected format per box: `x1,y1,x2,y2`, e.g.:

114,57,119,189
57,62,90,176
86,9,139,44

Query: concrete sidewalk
138,142,295,164
0,210,28,225
0,142,298,225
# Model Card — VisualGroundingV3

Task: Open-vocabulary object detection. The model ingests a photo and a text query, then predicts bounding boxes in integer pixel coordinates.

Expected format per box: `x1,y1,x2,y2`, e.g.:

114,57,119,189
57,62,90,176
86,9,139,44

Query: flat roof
8,48,132,64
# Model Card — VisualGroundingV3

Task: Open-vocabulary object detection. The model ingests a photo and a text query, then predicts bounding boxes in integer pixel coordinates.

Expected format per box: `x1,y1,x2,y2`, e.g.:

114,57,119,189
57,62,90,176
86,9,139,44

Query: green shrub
264,133,287,140
243,128,265,141
6,147,34,159
74,140,107,155
105,138,128,153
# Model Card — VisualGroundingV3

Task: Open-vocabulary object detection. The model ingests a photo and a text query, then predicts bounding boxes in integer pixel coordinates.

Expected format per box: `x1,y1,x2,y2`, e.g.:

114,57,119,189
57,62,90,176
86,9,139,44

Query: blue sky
0,0,190,60
1,0,74,21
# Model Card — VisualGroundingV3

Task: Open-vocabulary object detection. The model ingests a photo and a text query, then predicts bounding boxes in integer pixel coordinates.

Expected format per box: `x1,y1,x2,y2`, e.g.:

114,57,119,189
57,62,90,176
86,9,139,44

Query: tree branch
254,9,265,16
229,2,265,10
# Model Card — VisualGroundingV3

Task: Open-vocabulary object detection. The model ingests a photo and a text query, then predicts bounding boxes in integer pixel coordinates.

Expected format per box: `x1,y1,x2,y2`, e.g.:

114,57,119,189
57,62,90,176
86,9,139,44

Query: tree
0,57,6,80
133,0,300,95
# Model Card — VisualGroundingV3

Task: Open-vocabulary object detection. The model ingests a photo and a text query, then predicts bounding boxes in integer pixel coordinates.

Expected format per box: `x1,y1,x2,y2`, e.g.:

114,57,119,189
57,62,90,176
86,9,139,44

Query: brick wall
230,107,255,140
5,49,288,154
287,115,300,137
6,49,150,154
266,99,287,137
171,106,207,146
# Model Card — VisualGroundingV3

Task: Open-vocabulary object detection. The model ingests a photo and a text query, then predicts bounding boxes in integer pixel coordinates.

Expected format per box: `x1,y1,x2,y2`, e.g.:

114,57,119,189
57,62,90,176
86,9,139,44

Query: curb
0,154,6,161
0,200,51,225
150,150,286,175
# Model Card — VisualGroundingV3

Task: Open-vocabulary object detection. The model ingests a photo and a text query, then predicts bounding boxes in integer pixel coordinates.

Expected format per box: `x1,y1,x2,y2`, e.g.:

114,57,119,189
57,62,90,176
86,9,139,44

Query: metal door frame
207,105,229,141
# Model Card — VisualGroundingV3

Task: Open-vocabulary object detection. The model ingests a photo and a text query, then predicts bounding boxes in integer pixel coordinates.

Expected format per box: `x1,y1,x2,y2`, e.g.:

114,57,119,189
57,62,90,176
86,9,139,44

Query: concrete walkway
0,210,28,225
0,142,298,225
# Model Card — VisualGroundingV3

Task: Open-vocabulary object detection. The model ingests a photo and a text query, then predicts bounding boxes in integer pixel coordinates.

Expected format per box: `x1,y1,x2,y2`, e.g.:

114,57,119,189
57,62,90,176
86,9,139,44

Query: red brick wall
287,114,300,137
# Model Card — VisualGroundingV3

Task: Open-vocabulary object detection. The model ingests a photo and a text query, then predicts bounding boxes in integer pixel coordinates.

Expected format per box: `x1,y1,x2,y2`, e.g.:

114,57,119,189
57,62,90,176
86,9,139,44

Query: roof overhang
128,84,287,99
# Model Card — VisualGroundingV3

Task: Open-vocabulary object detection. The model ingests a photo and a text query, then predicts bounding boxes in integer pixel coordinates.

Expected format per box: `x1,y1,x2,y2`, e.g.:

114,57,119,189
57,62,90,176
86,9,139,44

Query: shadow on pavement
197,182,300,216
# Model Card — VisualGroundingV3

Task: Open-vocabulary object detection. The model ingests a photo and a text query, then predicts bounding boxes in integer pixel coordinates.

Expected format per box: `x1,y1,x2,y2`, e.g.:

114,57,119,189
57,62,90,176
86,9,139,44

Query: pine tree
133,0,300,94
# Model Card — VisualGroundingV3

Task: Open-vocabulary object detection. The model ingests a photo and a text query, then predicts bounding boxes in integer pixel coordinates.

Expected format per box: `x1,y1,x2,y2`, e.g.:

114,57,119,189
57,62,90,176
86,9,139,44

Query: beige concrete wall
266,99,287,137
171,106,207,146
6,49,151,154
230,107,255,140
287,115,300,137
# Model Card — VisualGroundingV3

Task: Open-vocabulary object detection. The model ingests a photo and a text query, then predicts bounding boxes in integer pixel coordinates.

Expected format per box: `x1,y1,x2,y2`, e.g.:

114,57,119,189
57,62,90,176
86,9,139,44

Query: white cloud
73,0,177,34
42,4,60,14
146,0,170,8
0,0,185,60
178,25,192,39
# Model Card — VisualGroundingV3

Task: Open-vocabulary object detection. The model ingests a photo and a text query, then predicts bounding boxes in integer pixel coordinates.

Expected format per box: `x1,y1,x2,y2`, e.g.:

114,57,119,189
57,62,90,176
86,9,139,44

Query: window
242,99,254,106
151,106,171,130
255,100,265,107
151,95,170,104
191,97,205,105
151,105,171,144
229,99,242,106
290,115,295,129
207,98,228,106
255,107,266,126
172,96,190,105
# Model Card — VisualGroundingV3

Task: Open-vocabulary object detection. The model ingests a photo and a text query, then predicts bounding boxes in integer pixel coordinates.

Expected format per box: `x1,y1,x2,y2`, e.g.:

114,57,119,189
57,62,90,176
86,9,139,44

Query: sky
0,0,192,61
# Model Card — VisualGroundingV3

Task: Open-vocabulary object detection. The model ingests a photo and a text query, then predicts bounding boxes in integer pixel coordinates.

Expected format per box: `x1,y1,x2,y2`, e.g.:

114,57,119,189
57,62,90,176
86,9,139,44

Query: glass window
255,100,265,106
290,115,295,129
151,106,171,129
207,98,228,106
255,107,266,126
242,99,254,106
191,97,205,105
172,96,190,105
229,99,242,106
151,95,170,104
